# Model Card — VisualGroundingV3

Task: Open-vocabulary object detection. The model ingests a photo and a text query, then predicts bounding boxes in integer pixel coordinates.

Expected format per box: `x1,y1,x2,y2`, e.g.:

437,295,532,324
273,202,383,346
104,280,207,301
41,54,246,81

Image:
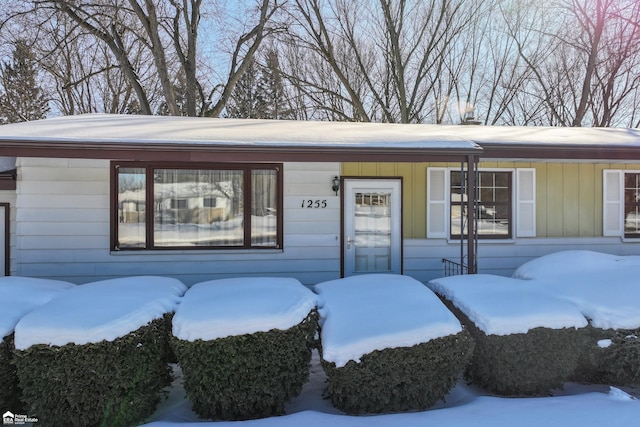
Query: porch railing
442,258,468,277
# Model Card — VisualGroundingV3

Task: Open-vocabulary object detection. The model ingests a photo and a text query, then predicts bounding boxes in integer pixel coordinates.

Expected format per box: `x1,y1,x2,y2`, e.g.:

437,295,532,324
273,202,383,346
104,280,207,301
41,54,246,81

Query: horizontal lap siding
15,158,341,285
404,237,640,283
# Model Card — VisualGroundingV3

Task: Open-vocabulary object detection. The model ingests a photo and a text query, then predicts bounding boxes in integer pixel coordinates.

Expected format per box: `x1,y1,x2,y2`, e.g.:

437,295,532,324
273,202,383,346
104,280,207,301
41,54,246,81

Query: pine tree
0,40,50,124
259,49,294,120
226,50,294,120
226,59,264,119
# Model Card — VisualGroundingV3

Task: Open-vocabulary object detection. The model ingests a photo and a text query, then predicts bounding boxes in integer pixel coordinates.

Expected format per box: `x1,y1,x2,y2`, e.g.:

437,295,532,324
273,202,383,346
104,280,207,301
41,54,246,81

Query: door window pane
354,192,392,272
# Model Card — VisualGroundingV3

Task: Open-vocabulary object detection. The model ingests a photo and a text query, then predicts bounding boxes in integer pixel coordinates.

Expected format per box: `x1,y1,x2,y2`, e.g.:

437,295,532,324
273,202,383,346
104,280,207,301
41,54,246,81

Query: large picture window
450,171,512,239
112,163,282,250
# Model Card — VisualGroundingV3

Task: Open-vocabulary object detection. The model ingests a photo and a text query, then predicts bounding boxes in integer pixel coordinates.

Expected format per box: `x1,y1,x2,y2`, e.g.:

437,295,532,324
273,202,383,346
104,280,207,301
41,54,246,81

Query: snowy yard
2,250,640,426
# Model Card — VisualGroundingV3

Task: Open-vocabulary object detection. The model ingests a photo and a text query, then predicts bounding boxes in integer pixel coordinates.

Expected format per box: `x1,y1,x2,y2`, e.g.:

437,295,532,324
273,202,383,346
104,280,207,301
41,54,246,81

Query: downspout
466,154,478,274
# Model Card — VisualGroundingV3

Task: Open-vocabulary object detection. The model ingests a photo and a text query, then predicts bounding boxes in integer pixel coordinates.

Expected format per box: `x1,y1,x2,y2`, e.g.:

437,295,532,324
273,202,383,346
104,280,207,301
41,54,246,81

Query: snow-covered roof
0,113,478,147
172,277,317,341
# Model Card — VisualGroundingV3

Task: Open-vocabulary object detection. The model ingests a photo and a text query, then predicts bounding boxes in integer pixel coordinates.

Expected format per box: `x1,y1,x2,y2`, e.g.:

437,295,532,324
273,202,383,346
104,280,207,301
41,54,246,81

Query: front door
343,179,402,276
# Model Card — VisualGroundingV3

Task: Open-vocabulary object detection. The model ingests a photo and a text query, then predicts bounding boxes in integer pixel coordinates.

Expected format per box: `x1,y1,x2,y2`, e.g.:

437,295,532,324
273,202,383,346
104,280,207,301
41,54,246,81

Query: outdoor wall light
332,176,340,195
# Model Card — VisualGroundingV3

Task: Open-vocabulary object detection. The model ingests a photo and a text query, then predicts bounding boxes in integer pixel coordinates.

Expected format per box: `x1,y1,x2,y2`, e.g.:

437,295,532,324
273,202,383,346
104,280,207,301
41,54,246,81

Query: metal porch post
466,154,478,274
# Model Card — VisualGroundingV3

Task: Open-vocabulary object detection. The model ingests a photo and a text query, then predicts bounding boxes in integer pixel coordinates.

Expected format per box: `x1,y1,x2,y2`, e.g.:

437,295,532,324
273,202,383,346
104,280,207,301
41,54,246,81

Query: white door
343,179,402,276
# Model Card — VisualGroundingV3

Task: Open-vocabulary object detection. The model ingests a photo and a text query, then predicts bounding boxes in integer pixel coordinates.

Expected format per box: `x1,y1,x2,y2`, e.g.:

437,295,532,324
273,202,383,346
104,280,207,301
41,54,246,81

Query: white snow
14,276,187,350
427,274,588,335
5,251,640,426
0,276,75,339
513,250,640,329
314,274,462,368
172,277,317,341
0,113,479,150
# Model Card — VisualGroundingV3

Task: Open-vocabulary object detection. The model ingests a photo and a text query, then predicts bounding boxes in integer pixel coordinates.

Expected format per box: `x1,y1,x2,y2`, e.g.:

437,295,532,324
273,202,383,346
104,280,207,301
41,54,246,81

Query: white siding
14,158,341,285
403,236,640,283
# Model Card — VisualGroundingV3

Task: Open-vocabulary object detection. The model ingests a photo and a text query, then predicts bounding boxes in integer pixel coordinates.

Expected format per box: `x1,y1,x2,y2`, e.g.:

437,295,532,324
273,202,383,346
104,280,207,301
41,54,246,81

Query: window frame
110,161,283,251
449,170,513,240
623,172,640,239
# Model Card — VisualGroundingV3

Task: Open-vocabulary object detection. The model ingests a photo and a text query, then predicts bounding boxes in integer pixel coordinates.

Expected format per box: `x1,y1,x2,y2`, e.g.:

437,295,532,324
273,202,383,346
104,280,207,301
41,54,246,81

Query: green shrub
573,326,640,387
14,316,173,427
171,310,318,421
443,301,588,396
1,333,24,413
321,331,474,414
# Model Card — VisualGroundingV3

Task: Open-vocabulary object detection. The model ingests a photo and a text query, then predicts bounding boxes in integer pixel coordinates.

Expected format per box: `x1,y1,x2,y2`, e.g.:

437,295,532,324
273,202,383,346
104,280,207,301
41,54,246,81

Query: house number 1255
301,199,327,208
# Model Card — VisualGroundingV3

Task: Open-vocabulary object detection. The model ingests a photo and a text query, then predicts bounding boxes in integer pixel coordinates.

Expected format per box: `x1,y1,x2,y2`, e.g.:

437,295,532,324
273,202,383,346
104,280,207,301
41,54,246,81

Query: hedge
14,316,173,427
171,309,318,421
443,300,588,396
0,333,24,413
573,326,640,387
321,331,474,414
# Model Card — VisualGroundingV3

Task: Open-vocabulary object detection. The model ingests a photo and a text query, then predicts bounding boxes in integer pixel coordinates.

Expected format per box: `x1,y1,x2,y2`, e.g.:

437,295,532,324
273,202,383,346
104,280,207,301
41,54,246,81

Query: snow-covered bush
513,251,640,388
171,277,318,421
13,276,186,427
316,274,473,414
0,333,20,411
0,277,74,412
574,327,640,387
429,274,589,396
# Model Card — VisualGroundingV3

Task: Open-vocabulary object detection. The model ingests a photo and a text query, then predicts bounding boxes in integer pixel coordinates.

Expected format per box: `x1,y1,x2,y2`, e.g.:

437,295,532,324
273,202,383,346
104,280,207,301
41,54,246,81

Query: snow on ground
142,252,640,426
513,250,640,329
314,274,462,368
14,276,187,350
0,276,74,339
172,277,317,341
142,350,640,427
5,251,640,426
428,274,588,335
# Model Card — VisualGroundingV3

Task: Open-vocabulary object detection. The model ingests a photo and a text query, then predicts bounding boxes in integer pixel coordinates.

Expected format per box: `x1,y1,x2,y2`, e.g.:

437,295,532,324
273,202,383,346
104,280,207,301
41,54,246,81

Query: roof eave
480,143,640,161
0,139,482,163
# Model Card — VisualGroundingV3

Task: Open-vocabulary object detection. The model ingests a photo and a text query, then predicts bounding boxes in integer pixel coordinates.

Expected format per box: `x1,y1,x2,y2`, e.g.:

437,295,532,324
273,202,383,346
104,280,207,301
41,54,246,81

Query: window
450,171,512,239
112,163,282,250
624,173,640,238
426,167,535,240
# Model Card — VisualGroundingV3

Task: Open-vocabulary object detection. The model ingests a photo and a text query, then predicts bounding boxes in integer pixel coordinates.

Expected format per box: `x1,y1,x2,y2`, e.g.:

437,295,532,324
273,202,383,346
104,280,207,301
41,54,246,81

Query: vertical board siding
14,158,341,285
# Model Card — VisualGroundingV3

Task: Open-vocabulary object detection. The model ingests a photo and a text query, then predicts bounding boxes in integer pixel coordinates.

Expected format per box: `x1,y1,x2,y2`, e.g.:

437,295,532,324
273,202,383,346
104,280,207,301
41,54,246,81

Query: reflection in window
113,163,281,250
154,169,244,247
251,170,278,246
117,167,146,249
451,171,512,239
624,173,640,238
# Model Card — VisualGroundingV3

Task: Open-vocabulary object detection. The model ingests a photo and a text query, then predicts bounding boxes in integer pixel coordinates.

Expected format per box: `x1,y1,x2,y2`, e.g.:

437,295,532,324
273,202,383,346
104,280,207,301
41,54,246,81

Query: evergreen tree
226,59,264,119
0,40,49,124
259,49,294,120
226,49,294,120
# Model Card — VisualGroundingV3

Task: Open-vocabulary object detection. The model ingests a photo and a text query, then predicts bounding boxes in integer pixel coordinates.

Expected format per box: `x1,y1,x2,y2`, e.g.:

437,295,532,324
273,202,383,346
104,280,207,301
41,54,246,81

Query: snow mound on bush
172,277,317,341
14,276,186,349
315,274,462,368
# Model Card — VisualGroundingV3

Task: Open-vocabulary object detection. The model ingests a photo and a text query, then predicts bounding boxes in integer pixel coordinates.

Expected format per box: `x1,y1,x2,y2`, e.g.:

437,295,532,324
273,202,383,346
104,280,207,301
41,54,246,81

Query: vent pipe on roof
460,111,482,125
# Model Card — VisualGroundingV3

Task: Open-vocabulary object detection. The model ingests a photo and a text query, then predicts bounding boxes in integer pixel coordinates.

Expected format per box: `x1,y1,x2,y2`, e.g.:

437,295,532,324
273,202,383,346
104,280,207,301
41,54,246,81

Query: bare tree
282,0,489,123
1,0,284,116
